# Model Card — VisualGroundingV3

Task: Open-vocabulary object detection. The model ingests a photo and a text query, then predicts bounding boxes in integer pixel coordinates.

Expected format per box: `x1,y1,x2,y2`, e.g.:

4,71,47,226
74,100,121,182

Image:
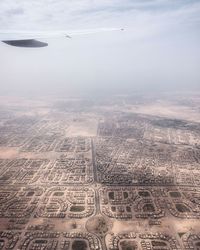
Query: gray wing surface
0,28,123,48
2,39,48,47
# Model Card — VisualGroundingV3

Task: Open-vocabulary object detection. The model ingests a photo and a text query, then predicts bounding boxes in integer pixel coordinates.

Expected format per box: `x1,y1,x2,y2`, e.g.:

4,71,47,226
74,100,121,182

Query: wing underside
2,39,48,47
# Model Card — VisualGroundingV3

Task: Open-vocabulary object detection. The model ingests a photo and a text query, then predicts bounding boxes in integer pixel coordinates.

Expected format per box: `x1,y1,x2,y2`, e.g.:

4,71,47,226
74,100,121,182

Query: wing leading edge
0,28,124,48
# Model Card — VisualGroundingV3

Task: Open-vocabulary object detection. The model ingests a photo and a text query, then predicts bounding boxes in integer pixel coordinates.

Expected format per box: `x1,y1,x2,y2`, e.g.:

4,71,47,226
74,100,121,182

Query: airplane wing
0,28,124,48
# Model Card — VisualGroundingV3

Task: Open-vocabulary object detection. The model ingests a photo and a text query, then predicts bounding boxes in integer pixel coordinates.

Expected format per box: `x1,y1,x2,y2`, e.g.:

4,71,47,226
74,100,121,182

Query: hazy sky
0,0,200,96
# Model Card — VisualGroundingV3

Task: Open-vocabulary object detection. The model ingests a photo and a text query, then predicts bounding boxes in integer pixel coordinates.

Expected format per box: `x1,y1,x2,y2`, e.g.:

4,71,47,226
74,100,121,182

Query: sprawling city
0,93,199,249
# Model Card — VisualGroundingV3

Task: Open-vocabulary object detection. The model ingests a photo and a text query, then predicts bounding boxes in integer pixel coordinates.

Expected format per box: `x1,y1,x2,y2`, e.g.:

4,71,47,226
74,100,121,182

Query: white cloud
0,0,199,32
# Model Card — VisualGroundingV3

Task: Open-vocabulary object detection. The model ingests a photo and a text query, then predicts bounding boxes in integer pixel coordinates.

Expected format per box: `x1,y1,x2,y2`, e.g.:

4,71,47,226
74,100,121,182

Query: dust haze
0,0,200,96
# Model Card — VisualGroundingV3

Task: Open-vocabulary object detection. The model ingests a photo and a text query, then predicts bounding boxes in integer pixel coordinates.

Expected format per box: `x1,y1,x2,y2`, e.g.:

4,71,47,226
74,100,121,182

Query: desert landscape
0,92,200,249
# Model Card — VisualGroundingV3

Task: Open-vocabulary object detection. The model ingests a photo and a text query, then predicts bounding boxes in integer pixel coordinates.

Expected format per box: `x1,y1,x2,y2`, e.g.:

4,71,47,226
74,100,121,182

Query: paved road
91,138,98,183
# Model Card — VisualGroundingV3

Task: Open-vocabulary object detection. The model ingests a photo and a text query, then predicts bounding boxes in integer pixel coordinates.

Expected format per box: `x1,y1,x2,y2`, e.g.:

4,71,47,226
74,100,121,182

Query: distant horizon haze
0,0,199,96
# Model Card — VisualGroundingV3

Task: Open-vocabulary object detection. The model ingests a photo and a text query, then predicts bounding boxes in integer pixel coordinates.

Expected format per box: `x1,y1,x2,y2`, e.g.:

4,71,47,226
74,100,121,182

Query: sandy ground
127,101,200,123
0,147,63,160
65,118,98,137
